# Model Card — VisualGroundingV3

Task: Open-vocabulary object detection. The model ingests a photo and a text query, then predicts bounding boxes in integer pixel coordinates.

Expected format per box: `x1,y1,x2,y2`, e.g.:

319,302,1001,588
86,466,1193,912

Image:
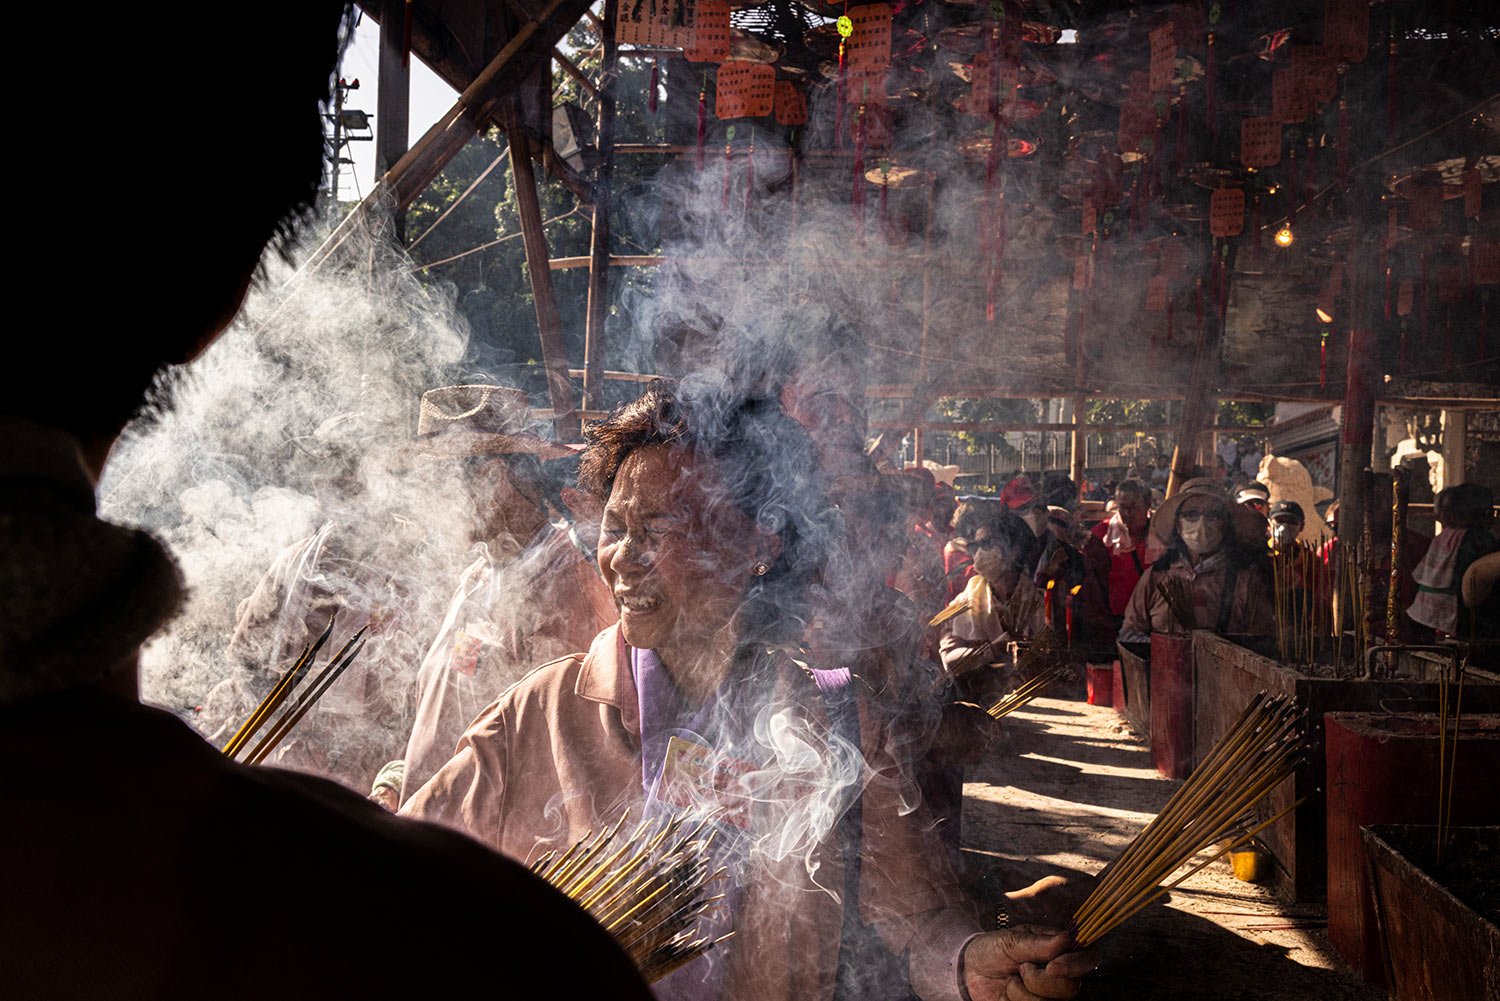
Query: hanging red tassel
852,104,866,241
879,170,890,241
835,40,848,146
696,85,707,171
648,57,660,115
402,0,414,68
1288,147,1300,227
744,139,755,214
1319,331,1329,389
722,140,733,211
1384,264,1394,320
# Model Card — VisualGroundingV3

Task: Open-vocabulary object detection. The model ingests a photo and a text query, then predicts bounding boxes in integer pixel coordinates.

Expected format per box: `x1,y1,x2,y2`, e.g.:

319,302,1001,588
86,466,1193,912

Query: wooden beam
376,0,411,241
582,0,620,414
553,48,599,99
505,107,580,438
305,0,592,270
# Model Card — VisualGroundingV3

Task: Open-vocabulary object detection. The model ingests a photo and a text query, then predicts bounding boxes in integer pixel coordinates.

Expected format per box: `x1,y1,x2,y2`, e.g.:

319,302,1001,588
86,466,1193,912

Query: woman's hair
581,380,825,647
1439,483,1496,529
952,497,1003,539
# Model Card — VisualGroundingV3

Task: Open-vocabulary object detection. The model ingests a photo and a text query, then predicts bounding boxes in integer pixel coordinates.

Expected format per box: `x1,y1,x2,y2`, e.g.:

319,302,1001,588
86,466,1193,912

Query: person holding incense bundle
404,381,1095,1001
0,8,654,998
939,509,1039,681
1120,479,1275,643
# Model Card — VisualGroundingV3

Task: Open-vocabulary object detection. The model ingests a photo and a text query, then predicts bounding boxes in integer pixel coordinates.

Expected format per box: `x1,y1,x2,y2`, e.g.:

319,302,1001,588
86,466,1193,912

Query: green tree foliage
399,20,677,399
933,397,1038,460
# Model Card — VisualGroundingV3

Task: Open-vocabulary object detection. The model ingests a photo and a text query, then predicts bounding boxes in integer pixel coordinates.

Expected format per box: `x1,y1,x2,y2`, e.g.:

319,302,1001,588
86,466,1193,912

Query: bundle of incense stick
221,616,368,766
987,662,1073,719
1270,540,1334,666
928,596,971,629
1156,575,1195,633
532,811,729,983
1069,693,1307,946
998,582,1044,639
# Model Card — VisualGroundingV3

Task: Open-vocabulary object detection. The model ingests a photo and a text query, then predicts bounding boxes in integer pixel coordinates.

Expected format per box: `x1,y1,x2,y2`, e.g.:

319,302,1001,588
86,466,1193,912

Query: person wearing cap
398,384,618,803
1120,479,1275,642
1235,482,1271,519
1267,499,1306,551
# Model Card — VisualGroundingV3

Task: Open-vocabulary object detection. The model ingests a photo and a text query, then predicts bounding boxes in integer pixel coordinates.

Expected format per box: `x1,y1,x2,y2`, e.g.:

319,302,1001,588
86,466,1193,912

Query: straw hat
1149,477,1266,547
409,385,573,460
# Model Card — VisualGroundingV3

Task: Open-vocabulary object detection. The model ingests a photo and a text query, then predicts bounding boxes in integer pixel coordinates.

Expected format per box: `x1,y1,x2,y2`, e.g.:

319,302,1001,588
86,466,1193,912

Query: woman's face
598,444,772,660
1176,497,1228,558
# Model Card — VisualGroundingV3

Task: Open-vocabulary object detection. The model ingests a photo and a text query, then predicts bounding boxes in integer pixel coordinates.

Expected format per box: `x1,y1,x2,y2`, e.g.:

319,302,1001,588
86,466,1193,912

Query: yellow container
1230,847,1267,883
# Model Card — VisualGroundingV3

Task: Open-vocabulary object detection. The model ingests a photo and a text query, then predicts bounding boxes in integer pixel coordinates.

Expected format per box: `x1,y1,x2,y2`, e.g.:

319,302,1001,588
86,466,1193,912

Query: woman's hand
961,927,1097,1001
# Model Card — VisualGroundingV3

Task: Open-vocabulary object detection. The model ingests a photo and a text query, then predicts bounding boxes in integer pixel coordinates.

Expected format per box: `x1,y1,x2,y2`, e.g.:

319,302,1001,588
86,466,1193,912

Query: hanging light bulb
1274,223,1294,247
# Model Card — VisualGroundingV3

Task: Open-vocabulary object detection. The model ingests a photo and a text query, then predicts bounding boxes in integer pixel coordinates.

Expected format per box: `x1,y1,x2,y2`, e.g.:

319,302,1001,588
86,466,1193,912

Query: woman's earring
753,562,769,576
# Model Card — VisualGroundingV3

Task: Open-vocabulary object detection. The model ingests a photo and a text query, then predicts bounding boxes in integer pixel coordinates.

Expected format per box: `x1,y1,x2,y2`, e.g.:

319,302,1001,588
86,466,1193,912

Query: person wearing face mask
938,511,1038,680
1120,479,1275,643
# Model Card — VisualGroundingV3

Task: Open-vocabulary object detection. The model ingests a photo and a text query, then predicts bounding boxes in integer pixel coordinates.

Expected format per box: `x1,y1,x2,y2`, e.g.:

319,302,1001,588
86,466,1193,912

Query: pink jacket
402,624,980,1001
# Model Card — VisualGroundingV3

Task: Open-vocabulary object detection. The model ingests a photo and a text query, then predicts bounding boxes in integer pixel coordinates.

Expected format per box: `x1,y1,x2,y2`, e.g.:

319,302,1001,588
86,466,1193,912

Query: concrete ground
957,694,1387,1001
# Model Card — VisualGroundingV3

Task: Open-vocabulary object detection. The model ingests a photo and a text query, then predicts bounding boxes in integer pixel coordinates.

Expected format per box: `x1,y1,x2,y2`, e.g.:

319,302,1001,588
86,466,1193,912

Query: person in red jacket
1080,479,1153,645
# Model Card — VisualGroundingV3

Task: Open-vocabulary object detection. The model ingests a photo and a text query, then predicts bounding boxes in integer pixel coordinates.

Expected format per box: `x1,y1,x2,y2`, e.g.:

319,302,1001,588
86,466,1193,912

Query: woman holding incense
404,382,1094,1001
1120,478,1274,642
938,509,1040,680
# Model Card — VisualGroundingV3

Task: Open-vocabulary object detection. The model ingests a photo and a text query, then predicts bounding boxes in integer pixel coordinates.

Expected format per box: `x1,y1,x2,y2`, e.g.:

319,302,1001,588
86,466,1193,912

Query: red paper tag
845,3,893,71
684,0,730,63
1209,187,1246,237
1149,23,1176,93
449,631,483,677
617,0,695,49
1157,238,1187,273
1272,67,1315,124
1324,0,1369,64
1464,168,1482,220
1146,274,1169,312
1437,264,1465,304
774,81,808,126
1396,279,1415,316
657,735,756,829
1240,117,1282,168
1291,46,1338,103
1082,202,1097,236
1473,243,1500,286
716,61,775,119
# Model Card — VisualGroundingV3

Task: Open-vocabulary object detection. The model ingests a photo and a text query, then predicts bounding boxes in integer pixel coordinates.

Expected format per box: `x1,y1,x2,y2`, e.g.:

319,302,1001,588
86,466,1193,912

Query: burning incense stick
1156,575,1194,633
238,625,368,766
1069,694,1305,945
532,811,729,983
987,663,1072,719
221,616,335,759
